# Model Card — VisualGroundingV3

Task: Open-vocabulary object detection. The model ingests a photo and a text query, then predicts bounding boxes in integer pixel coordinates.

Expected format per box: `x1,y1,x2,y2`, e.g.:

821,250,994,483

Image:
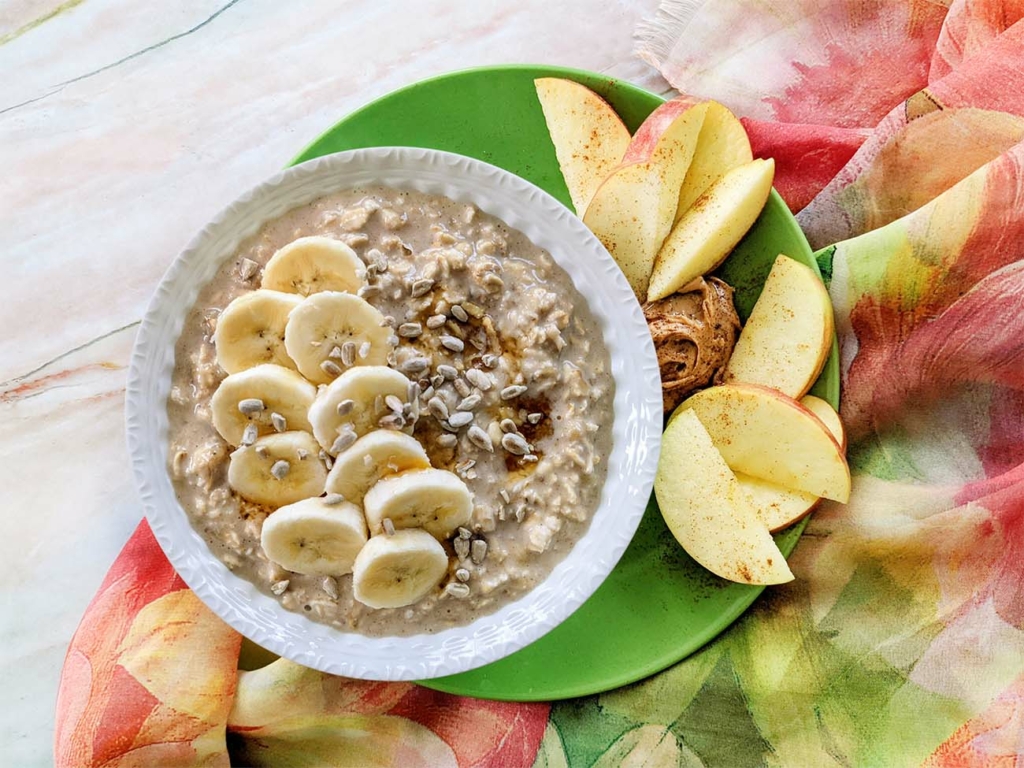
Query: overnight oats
167,186,614,636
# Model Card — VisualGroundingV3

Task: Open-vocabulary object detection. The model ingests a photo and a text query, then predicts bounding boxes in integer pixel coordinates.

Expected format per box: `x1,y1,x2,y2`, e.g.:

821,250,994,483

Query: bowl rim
125,146,662,681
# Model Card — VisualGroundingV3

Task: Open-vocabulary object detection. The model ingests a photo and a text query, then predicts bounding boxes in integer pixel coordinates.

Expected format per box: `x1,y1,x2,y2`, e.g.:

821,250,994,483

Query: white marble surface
0,0,669,763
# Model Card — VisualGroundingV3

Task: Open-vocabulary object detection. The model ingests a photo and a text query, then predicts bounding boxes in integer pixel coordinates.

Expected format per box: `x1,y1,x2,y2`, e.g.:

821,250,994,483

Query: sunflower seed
457,526,473,540
270,580,290,596
426,314,447,329
270,412,287,432
384,394,404,414
337,399,355,416
238,257,259,281
453,378,471,397
297,449,310,461
380,315,396,328
455,568,470,582
382,518,396,536
451,304,469,322
469,331,487,351
455,460,476,475
329,345,344,360
499,489,510,504
341,341,357,367
430,374,445,389
331,431,357,454
481,353,498,368
437,364,458,381
445,582,471,599
410,278,434,297
319,449,334,470
457,393,481,411
398,322,423,338
400,357,430,375
440,335,465,353
427,397,449,420
238,398,265,415
500,384,528,400
471,539,487,564
363,454,374,467
523,453,539,463
527,412,543,425
499,418,518,434
374,394,385,413
437,433,458,448
454,537,470,561
255,445,270,458
358,341,372,359
515,505,527,522
270,460,290,479
379,413,405,430
448,411,474,428
501,433,530,455
483,274,504,292
321,360,343,377
465,368,492,391
387,334,400,347
240,423,258,446
358,284,381,299
467,425,494,452
323,493,345,506
322,576,339,600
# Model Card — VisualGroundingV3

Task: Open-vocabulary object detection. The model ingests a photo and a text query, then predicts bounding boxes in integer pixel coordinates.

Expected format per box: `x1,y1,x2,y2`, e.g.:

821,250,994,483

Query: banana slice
210,364,316,446
262,236,365,296
214,290,302,374
363,468,473,540
284,292,391,384
228,431,327,507
351,529,449,609
308,365,411,453
325,431,430,505
260,497,368,575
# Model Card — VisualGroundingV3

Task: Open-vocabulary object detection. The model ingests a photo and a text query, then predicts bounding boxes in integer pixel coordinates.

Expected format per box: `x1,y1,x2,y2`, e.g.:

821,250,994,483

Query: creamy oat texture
168,186,613,636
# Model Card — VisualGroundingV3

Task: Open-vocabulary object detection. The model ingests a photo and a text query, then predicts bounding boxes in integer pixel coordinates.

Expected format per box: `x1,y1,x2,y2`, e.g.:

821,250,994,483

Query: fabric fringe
634,0,710,71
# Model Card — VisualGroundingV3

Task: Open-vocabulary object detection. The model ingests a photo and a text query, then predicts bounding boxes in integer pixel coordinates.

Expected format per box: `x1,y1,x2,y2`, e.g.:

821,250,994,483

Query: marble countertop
0,0,668,762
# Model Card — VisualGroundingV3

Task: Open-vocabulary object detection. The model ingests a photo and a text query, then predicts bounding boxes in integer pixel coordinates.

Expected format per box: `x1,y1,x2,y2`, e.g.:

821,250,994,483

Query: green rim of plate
290,64,839,701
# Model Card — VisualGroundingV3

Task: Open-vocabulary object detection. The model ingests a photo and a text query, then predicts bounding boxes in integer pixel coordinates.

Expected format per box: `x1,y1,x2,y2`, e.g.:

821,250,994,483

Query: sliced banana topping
262,236,365,296
351,529,448,609
214,290,301,374
308,365,412,452
284,292,391,384
363,468,473,540
210,364,316,446
228,431,327,507
325,431,430,505
260,497,368,576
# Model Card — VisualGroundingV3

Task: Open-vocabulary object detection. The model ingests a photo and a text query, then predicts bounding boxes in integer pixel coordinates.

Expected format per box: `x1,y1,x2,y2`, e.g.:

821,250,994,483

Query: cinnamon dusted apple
643,277,740,412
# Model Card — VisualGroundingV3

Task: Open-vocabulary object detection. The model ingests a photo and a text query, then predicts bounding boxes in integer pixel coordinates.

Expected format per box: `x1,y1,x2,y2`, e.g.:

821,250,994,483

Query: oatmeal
167,186,613,636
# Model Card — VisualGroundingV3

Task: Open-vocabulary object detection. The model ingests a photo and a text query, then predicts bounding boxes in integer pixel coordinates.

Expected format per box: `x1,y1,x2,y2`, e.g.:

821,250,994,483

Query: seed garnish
471,539,487,565
323,576,340,600
337,399,355,416
238,398,265,415
453,378,471,397
527,412,543,425
240,423,258,446
238,258,259,281
455,568,470,582
385,394,404,413
398,322,423,338
320,360,342,377
500,385,527,400
270,460,290,480
445,582,471,598
501,433,530,455
358,341,372,359
400,357,430,375
341,341,357,367
457,393,481,411
440,335,465,353
331,430,357,454
427,397,449,420
437,365,458,381
410,278,434,298
454,537,470,561
451,304,469,322
437,433,458,448
467,425,493,452
382,518,396,536
465,369,492,390
448,411,473,428
323,493,345,506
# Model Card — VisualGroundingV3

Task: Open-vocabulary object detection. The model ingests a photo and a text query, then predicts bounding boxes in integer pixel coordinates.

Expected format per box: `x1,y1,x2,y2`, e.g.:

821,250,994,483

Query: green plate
292,65,840,700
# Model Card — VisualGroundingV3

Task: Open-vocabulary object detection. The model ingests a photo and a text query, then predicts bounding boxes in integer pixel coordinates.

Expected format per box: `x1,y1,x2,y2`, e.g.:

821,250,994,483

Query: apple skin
655,409,794,585
723,254,834,399
675,100,754,220
534,78,631,217
646,158,775,303
674,383,851,502
584,99,708,301
800,395,846,452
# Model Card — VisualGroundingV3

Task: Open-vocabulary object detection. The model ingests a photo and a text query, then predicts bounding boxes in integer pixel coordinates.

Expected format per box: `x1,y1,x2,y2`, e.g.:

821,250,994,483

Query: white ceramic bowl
126,147,662,681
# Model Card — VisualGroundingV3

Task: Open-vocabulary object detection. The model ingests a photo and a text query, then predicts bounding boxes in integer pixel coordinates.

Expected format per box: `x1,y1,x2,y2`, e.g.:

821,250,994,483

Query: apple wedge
656,409,794,585
646,158,775,302
584,99,708,301
535,78,631,217
723,254,834,398
675,101,753,221
676,383,851,502
738,395,846,532
800,395,846,452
